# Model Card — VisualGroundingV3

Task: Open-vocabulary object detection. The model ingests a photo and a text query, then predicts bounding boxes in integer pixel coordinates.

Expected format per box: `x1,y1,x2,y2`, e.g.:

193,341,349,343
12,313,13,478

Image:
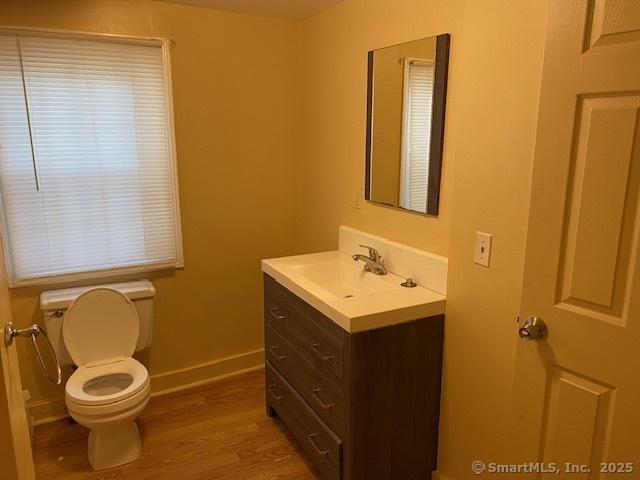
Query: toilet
40,280,156,470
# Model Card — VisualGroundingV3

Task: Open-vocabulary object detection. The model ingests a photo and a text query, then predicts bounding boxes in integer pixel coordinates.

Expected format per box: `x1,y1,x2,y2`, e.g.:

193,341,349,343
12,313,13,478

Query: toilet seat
63,287,139,368
66,357,149,406
63,288,150,407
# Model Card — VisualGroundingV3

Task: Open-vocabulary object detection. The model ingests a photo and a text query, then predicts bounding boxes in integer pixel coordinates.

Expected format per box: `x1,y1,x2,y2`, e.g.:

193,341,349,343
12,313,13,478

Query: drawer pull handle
268,306,287,321
268,345,287,361
308,433,329,456
312,388,334,409
311,343,334,361
267,384,284,401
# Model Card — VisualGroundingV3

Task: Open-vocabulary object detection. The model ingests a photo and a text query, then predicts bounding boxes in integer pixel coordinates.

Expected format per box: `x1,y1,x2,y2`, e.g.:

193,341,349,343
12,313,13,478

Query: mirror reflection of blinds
0,33,181,285
401,60,434,213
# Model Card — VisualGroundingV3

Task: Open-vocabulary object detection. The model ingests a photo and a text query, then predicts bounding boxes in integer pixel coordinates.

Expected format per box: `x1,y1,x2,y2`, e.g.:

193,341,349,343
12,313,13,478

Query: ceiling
160,0,345,20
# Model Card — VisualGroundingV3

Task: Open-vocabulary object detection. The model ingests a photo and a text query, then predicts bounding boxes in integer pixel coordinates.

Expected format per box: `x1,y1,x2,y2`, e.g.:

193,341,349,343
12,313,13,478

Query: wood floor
32,369,320,480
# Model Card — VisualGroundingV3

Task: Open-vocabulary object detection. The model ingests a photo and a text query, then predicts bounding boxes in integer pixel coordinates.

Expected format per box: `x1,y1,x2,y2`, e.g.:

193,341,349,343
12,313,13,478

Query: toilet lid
63,288,139,367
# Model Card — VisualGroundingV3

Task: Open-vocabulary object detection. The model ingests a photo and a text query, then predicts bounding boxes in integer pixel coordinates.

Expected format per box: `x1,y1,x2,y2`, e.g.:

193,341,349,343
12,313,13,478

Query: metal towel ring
4,322,62,385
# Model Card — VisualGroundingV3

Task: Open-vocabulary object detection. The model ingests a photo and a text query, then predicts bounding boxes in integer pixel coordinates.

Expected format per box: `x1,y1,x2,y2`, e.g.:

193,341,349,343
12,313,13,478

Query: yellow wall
300,0,548,479
299,0,461,256
1,0,301,417
370,37,436,206
439,2,548,478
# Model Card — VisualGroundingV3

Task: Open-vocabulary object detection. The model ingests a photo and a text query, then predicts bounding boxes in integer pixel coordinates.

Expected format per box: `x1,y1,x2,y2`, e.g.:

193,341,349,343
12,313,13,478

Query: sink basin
262,250,445,332
291,258,398,298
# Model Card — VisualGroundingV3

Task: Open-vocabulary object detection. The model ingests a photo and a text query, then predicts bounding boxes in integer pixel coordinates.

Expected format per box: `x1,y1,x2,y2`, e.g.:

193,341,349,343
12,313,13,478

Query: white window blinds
400,60,434,213
0,33,182,286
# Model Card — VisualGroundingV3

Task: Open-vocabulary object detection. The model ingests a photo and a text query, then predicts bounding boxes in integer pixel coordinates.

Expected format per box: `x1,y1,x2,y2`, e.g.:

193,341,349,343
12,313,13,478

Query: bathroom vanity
262,227,447,480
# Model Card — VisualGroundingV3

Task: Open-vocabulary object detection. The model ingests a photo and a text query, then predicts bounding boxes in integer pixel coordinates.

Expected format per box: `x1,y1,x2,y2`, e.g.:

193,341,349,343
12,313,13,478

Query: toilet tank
40,280,156,367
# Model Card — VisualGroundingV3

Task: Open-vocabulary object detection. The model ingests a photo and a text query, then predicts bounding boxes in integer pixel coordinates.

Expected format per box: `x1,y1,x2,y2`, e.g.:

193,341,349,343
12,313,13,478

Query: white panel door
509,0,640,477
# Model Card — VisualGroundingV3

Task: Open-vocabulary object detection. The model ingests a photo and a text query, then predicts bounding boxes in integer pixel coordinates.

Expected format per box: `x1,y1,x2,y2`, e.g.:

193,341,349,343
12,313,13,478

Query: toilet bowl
62,287,151,470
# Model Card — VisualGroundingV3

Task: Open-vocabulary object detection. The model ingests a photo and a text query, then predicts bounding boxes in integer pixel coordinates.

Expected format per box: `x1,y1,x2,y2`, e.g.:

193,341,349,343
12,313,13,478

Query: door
509,0,640,477
0,236,35,480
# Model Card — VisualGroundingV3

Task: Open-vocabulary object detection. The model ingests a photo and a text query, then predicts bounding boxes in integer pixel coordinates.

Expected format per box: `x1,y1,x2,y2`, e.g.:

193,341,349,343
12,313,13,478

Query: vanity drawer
266,363,342,480
266,324,344,435
264,277,344,382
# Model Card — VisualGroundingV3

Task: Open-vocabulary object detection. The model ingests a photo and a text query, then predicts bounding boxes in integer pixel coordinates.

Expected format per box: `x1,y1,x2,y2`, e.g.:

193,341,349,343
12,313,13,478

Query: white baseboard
149,348,264,396
29,398,67,426
30,348,265,426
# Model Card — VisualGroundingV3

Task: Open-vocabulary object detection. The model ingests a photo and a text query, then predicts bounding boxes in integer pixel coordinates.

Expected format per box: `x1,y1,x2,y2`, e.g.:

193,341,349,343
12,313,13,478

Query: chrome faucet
352,245,387,275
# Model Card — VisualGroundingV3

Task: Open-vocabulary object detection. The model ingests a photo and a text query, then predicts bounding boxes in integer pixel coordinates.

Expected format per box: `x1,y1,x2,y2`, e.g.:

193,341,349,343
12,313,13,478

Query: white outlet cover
354,187,363,210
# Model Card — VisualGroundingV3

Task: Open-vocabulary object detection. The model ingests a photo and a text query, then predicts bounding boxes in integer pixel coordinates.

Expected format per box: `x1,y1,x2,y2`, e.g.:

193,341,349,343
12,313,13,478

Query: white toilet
40,280,156,470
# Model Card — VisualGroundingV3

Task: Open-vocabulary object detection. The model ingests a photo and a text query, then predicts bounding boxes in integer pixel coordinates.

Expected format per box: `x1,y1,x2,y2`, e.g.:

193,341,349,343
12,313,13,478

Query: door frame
0,232,35,480
1,334,35,480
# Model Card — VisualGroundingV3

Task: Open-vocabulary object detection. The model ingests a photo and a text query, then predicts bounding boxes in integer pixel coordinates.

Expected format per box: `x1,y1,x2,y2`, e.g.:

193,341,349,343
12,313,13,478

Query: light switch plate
474,232,492,267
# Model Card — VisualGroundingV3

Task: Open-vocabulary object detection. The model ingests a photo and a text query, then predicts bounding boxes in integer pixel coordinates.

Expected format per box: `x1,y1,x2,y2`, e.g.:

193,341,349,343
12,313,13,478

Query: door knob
518,316,548,341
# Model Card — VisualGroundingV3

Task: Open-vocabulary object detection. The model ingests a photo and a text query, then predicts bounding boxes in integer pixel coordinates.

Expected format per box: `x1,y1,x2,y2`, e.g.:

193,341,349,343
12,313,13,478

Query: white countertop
262,251,445,333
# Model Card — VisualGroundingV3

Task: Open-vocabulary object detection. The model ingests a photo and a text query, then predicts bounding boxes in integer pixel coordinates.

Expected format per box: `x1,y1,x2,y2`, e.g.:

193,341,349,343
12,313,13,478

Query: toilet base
88,421,141,470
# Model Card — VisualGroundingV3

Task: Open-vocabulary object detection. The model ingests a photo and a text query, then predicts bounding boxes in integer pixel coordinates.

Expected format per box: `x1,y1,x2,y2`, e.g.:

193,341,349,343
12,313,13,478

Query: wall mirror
365,34,450,215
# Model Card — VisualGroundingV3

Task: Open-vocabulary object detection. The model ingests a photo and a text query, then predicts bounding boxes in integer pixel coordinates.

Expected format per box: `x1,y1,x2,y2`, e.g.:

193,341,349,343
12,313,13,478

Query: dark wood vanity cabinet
263,274,444,480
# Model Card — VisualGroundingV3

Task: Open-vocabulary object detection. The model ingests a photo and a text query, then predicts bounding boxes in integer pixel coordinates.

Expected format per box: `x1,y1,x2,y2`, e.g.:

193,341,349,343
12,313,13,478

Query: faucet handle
358,244,381,261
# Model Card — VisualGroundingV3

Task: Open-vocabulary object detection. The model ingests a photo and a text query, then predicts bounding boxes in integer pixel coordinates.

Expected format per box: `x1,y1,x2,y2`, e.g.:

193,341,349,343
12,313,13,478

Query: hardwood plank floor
33,369,320,480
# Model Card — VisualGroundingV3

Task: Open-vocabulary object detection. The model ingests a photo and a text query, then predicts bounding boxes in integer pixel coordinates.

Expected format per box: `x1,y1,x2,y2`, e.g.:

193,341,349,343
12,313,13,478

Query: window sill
9,261,184,289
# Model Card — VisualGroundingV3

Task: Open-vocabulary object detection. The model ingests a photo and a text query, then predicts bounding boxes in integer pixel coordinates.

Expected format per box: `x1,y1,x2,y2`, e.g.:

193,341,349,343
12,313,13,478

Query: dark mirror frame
365,33,450,216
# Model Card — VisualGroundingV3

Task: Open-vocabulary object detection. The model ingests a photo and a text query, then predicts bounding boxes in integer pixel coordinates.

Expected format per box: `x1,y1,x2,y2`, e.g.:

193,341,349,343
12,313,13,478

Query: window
0,31,182,286
400,59,434,213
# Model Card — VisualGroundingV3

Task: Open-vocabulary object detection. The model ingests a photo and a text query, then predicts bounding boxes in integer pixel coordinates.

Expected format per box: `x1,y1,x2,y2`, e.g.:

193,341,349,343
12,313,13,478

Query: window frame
0,26,184,288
